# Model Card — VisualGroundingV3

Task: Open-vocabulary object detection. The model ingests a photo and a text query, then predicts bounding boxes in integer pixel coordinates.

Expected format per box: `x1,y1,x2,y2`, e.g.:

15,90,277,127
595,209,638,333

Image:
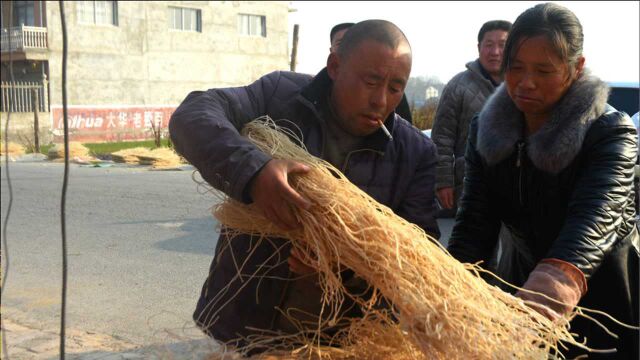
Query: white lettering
70,115,82,129
154,112,164,127
143,111,153,128
133,112,142,128
107,113,117,128
118,112,128,127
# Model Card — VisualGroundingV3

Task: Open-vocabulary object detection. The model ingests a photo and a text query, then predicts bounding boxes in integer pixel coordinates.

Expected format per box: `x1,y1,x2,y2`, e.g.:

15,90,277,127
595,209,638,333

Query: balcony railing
1,25,48,52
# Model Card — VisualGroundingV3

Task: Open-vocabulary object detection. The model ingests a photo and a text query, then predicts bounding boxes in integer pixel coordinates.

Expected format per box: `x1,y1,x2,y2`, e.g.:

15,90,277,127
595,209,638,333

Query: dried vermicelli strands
209,116,621,359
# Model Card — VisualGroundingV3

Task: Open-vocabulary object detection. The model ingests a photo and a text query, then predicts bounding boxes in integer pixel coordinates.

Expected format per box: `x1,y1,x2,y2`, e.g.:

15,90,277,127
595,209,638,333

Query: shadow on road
153,217,220,256
110,217,220,256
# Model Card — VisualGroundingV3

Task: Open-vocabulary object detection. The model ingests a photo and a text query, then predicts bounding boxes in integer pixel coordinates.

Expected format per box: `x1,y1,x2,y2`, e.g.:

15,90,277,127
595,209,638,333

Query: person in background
431,20,512,216
170,19,440,354
330,22,414,124
447,3,638,358
329,22,354,53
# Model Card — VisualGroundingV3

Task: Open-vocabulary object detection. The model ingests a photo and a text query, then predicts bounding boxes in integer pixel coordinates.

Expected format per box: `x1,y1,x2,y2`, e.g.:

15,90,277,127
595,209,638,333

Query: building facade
1,1,291,142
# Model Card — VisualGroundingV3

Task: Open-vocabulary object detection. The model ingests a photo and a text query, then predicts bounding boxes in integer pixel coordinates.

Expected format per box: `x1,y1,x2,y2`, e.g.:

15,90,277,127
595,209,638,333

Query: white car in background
607,82,639,213
608,82,639,119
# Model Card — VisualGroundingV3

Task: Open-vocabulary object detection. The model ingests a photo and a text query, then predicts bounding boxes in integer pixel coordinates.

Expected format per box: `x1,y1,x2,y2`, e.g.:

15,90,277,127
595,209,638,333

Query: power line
58,1,70,358
1,1,16,358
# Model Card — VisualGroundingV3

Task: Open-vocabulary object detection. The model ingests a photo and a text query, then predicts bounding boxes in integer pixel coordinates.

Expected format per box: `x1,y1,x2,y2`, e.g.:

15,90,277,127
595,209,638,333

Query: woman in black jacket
447,3,639,359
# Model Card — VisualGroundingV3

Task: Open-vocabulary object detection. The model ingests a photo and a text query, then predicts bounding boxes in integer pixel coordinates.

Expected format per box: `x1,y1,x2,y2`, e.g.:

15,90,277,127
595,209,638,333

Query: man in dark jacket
431,20,511,216
169,20,439,352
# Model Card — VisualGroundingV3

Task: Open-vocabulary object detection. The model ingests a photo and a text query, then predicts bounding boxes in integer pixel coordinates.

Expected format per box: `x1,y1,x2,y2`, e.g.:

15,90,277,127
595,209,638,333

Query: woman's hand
516,259,586,321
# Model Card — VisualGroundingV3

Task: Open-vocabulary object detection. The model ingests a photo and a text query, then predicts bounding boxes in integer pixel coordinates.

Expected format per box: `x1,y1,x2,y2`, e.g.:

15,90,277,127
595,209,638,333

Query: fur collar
476,70,610,173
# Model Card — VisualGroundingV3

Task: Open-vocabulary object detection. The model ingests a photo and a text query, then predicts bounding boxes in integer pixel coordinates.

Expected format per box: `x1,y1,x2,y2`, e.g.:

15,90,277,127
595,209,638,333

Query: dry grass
137,147,184,169
112,147,184,168
0,142,26,156
207,117,606,359
47,142,91,160
111,147,153,164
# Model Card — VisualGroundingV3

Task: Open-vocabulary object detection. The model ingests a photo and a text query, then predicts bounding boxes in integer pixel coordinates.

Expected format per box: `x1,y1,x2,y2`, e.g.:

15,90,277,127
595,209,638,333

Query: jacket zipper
516,141,525,206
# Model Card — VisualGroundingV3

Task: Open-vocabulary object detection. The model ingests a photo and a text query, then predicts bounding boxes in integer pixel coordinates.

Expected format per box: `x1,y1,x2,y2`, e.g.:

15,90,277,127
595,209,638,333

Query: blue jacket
169,68,440,345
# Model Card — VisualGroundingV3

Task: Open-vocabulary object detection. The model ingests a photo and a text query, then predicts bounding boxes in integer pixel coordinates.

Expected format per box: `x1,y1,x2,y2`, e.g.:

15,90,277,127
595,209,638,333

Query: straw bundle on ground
112,147,183,168
47,142,90,160
111,147,152,164
136,147,183,169
211,117,602,359
0,142,25,156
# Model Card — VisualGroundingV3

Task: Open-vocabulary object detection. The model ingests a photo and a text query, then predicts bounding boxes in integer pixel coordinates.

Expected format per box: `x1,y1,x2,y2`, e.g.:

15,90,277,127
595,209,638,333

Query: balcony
1,25,49,60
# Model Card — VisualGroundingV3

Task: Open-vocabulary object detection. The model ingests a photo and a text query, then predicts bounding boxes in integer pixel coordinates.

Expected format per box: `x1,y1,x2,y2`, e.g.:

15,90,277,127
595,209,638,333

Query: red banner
50,106,176,142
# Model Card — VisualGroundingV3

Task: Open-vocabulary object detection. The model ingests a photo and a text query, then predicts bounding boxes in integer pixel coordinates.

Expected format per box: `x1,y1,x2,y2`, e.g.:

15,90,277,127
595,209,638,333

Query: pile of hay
0,142,26,156
209,118,608,359
112,147,183,169
136,147,183,169
111,147,152,164
47,142,91,161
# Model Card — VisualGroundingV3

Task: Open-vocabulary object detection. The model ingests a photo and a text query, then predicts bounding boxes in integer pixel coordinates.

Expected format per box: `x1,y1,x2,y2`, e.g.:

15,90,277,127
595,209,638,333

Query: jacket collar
467,59,498,87
474,59,500,87
298,67,394,153
476,70,610,174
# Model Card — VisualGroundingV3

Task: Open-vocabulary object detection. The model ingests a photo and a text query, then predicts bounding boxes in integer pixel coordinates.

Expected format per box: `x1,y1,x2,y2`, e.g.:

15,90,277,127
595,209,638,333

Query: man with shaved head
170,19,439,353
329,21,414,124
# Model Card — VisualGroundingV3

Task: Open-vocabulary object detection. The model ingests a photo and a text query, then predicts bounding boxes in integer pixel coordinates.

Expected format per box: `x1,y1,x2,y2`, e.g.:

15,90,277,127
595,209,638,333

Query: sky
288,1,639,84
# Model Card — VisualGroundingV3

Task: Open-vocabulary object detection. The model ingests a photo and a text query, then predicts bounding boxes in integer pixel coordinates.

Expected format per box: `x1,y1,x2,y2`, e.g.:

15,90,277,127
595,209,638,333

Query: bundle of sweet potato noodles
211,117,598,359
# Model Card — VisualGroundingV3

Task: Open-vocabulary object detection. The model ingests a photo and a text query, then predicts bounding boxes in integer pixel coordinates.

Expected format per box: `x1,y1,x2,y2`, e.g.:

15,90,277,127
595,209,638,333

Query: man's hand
288,247,317,275
250,159,312,230
436,187,455,209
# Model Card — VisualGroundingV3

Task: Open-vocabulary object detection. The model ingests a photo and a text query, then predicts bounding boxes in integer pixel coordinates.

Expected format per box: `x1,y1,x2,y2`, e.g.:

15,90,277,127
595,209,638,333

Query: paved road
1,161,222,358
1,160,454,358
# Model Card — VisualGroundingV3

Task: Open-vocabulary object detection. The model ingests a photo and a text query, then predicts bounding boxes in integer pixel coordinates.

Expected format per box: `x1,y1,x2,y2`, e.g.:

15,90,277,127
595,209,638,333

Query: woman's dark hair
502,3,584,72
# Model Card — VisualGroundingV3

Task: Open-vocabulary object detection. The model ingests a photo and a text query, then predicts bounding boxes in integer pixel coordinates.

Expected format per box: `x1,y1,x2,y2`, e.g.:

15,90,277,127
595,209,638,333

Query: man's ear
574,56,585,77
327,52,340,80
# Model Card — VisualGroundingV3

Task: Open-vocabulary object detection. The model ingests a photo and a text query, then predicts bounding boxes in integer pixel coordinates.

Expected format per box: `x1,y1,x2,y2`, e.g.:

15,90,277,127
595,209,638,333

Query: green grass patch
83,139,171,156
39,144,54,155
36,139,171,156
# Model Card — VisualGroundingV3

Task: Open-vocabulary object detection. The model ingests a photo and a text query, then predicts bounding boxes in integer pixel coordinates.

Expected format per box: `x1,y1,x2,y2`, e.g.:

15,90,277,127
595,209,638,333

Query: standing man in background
329,22,355,53
330,22,414,124
431,20,512,216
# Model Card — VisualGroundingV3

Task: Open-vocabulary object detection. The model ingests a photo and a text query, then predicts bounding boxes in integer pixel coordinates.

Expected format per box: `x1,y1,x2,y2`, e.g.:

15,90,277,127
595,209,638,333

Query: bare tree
412,97,439,130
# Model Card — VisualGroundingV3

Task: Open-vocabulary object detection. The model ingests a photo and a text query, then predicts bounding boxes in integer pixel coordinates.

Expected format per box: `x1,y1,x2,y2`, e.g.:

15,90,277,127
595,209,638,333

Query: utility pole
31,88,40,153
290,24,299,72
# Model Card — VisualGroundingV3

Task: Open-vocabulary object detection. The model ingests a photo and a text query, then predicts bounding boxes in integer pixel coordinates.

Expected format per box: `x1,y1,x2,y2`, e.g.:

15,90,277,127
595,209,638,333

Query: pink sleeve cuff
540,258,588,296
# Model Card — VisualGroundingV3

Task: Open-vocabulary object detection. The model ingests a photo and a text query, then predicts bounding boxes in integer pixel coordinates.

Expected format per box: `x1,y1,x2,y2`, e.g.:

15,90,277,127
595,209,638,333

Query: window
237,14,266,37
13,1,35,26
77,1,118,26
168,7,201,32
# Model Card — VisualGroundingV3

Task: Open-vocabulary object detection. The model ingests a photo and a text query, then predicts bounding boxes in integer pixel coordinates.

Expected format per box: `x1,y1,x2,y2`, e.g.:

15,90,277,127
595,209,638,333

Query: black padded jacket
448,73,639,359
